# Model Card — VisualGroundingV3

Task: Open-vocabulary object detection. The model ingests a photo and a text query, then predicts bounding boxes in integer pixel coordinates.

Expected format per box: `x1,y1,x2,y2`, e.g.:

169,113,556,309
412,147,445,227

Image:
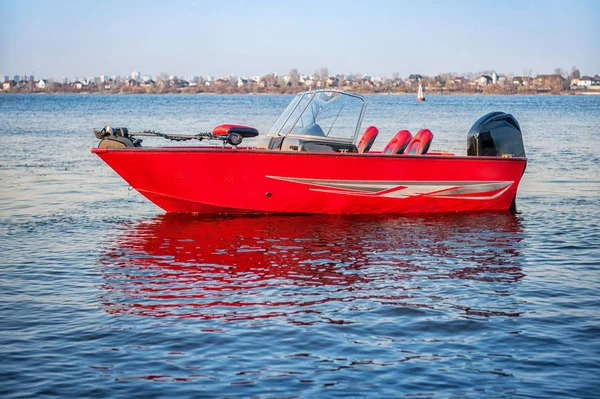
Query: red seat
357,126,379,153
383,130,412,154
404,129,433,155
212,124,259,138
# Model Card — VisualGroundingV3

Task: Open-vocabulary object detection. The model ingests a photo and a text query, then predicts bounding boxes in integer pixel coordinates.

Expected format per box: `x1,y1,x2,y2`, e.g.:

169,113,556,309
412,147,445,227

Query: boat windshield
268,93,304,136
268,90,365,142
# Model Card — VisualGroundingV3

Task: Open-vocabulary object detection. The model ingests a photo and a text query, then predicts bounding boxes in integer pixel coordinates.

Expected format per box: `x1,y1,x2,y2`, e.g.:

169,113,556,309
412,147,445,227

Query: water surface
0,94,599,398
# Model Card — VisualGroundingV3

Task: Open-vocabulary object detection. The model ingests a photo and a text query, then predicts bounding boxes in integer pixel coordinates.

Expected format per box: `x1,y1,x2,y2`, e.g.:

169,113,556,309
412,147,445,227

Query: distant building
140,79,155,88
36,79,48,89
578,76,593,87
3,75,9,82
533,74,566,91
132,71,140,82
168,77,189,88
405,74,423,88
513,76,532,86
3,80,16,91
13,75,21,82
492,71,499,84
325,76,338,87
477,75,493,86
126,78,138,88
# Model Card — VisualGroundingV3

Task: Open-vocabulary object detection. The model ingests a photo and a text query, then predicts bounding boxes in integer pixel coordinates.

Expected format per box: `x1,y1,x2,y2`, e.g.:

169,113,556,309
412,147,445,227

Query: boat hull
92,147,527,214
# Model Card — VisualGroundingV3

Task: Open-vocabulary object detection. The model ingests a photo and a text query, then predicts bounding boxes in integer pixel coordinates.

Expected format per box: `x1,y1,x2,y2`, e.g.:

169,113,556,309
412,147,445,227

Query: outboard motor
467,112,525,157
94,125,142,148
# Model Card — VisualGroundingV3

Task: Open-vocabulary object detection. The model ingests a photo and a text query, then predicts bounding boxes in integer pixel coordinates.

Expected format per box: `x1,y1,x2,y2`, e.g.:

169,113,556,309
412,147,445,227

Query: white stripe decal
266,176,514,201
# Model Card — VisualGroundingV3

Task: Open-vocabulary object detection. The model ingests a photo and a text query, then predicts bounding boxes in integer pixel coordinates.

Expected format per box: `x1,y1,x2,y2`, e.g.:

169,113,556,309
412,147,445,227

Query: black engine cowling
467,112,525,157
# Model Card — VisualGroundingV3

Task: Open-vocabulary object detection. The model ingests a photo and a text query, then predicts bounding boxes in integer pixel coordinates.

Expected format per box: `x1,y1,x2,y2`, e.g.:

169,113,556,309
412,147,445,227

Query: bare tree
319,67,329,81
263,73,276,89
554,67,565,77
46,79,55,93
570,66,581,80
289,68,299,87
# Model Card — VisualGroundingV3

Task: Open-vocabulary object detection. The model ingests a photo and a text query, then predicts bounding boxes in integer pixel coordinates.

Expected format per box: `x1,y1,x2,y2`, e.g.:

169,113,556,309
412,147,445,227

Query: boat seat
212,124,259,138
357,126,379,153
383,130,412,154
404,129,433,155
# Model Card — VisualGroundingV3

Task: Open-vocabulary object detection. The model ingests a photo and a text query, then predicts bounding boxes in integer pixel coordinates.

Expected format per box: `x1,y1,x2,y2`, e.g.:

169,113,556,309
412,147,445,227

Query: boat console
255,90,366,153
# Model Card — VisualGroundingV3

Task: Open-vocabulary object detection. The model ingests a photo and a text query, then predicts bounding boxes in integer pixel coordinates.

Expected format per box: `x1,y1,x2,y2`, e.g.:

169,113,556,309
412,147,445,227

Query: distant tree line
3,66,597,95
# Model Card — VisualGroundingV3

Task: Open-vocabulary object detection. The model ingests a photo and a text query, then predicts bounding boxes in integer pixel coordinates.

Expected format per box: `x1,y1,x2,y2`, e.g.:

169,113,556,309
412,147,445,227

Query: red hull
92,147,526,214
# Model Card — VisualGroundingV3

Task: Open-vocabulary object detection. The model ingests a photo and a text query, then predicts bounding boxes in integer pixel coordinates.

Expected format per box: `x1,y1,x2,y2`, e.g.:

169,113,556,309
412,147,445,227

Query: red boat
92,90,526,214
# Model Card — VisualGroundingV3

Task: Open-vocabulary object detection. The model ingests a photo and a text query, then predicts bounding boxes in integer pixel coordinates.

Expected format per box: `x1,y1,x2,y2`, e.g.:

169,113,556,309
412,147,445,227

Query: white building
36,79,48,89
477,75,493,86
132,71,140,82
492,71,499,84
578,76,594,87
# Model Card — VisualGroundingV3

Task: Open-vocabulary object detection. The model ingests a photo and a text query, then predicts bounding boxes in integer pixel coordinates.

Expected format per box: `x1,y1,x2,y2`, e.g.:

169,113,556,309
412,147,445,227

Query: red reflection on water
98,213,524,320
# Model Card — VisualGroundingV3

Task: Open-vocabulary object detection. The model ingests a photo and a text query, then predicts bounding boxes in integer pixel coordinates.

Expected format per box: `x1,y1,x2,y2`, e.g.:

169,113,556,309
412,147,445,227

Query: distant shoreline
1,90,599,96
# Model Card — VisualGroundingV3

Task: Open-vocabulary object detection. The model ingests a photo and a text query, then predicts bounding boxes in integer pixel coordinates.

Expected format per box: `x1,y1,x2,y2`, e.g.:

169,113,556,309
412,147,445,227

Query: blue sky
1,0,598,79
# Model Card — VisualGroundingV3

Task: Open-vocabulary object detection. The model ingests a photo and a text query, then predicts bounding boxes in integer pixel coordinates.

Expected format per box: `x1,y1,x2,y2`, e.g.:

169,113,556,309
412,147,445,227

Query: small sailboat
417,80,425,101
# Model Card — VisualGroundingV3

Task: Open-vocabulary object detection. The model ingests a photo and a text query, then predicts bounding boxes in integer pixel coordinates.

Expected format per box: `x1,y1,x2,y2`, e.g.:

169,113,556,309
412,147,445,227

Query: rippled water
1,94,599,398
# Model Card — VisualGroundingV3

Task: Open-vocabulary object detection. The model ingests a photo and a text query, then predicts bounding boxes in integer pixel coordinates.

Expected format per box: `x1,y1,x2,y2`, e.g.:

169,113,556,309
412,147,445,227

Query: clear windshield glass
269,91,365,141
278,93,313,137
268,94,303,136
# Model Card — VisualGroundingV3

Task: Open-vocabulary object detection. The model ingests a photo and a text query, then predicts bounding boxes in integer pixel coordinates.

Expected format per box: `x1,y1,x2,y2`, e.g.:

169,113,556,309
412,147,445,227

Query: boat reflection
97,213,525,321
